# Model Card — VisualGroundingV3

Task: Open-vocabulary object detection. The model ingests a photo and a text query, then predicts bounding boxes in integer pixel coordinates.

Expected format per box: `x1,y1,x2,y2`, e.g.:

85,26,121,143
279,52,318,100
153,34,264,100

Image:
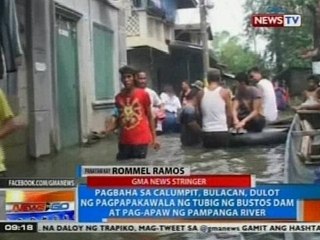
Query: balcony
126,10,174,53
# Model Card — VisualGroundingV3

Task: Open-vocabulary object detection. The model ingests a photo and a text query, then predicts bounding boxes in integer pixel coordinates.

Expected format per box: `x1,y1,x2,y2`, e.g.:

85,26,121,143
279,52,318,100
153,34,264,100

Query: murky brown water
3,134,288,239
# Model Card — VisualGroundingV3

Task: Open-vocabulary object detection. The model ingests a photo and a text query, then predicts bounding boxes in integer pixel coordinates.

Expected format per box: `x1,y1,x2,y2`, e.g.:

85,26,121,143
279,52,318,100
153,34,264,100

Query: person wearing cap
232,72,265,133
198,68,232,148
180,80,203,146
106,65,160,160
192,80,204,91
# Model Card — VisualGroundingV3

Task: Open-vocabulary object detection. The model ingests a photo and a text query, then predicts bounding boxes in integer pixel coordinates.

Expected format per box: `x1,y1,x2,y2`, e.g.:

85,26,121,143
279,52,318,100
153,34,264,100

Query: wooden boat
285,110,320,184
284,110,320,240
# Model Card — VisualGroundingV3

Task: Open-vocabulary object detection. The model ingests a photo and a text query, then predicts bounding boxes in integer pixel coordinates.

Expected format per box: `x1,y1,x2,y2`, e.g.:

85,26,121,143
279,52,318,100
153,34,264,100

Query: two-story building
167,7,214,91
125,0,220,94
125,0,198,93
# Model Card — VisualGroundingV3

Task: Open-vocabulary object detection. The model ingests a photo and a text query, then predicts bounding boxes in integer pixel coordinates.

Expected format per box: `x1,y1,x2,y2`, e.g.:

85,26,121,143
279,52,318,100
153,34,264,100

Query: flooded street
6,134,285,184
3,134,287,240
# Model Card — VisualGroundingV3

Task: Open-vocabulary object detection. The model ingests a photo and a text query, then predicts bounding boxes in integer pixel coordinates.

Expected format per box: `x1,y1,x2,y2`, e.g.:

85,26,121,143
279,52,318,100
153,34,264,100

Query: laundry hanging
0,0,23,79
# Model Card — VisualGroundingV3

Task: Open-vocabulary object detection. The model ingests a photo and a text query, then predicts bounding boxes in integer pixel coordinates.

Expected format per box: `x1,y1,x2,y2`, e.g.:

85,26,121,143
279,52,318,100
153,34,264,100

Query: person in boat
160,84,182,133
179,80,192,106
180,80,203,146
198,68,232,148
232,72,266,133
136,71,165,134
294,75,320,111
248,67,278,123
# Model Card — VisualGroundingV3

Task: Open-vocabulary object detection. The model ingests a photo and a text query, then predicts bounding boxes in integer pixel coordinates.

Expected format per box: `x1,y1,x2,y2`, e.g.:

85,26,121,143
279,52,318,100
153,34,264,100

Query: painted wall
54,0,124,137
2,0,125,158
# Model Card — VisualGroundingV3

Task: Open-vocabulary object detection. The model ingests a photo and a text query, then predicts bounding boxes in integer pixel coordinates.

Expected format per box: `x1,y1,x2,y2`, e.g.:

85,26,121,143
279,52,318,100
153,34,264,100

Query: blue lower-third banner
77,184,320,222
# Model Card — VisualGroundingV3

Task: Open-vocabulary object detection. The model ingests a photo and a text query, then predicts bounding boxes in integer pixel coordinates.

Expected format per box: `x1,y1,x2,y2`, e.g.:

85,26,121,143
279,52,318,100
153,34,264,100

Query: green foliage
212,32,266,74
243,0,315,72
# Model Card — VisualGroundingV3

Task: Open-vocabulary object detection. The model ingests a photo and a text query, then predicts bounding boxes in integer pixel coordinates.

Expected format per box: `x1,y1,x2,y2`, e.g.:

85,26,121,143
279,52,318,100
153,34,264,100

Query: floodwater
3,133,287,239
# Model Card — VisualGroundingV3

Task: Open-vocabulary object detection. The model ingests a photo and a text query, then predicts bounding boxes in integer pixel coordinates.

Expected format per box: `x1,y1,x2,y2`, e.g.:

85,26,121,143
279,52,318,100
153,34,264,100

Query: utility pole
253,29,257,54
200,0,209,81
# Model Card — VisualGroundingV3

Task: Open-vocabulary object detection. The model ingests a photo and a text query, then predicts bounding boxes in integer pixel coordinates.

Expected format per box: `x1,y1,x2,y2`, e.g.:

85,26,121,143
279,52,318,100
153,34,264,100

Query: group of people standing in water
105,65,282,160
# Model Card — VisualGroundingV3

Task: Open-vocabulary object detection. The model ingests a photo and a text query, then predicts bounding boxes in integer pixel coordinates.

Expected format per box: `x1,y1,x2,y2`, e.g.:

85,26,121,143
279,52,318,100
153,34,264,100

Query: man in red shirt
108,65,160,160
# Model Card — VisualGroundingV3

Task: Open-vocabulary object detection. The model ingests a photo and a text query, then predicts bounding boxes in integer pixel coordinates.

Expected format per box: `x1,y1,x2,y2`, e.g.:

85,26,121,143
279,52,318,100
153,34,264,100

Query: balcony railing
126,11,140,37
126,10,174,53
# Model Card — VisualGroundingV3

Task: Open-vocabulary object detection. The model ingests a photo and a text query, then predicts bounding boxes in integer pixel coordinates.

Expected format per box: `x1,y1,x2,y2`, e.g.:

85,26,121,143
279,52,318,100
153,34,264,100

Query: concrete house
166,7,214,91
3,0,126,159
125,0,197,93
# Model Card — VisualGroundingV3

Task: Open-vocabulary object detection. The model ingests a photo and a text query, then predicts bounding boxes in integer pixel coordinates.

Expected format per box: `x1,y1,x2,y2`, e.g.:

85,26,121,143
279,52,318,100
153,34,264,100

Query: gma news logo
6,202,71,213
251,14,301,27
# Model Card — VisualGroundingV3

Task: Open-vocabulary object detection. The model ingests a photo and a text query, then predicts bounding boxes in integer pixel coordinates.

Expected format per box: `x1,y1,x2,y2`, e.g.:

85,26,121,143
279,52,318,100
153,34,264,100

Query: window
132,0,143,8
93,24,114,100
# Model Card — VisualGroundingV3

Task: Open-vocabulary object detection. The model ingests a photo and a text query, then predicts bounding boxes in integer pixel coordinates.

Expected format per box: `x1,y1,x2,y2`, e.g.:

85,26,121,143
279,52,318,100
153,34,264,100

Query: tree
243,0,315,72
212,31,266,74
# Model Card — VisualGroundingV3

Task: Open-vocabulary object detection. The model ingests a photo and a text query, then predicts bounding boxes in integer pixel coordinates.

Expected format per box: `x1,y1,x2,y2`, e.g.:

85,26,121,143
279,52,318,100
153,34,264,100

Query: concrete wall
54,0,124,135
15,0,29,123
1,0,126,158
126,11,171,53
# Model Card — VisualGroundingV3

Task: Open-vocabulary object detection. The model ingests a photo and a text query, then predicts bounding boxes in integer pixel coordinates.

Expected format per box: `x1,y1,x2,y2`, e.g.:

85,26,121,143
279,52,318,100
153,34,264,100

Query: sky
207,0,268,55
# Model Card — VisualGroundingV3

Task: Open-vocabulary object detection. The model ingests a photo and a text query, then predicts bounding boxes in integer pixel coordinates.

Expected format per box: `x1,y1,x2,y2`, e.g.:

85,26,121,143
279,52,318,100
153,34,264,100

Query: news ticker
1,222,320,233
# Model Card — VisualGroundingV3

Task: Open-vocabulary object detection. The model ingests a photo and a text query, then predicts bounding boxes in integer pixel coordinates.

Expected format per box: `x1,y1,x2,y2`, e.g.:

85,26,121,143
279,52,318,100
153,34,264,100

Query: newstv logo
251,14,301,27
251,6,301,28
6,202,72,213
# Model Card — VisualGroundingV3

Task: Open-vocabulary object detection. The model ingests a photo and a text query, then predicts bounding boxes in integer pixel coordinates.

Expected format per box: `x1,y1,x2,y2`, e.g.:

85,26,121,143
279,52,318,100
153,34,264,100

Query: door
56,15,80,148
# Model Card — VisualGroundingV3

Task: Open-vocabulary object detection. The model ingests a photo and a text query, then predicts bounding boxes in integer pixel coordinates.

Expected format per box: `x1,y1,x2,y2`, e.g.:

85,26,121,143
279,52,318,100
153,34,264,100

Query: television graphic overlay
5,190,75,221
251,5,301,28
0,190,5,220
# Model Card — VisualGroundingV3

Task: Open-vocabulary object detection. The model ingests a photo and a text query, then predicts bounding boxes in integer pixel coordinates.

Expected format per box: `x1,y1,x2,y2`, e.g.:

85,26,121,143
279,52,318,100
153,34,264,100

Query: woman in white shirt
160,85,181,133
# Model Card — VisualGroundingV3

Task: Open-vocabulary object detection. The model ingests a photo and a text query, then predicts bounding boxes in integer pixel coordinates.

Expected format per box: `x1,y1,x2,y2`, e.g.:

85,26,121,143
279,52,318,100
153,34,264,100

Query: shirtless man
294,75,320,111
180,80,203,146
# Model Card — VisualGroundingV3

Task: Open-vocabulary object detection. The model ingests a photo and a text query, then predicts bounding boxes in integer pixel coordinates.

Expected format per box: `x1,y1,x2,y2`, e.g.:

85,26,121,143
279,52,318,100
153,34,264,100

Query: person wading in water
198,68,232,148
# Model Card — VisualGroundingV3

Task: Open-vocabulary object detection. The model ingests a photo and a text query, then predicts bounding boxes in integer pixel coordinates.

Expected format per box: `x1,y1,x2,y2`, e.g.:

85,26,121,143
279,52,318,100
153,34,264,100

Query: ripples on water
3,134,304,240
132,134,285,184
120,134,286,240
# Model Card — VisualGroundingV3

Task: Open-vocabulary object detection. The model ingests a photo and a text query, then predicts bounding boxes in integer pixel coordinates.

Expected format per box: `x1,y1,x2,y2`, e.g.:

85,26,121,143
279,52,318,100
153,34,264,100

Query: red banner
87,175,252,188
